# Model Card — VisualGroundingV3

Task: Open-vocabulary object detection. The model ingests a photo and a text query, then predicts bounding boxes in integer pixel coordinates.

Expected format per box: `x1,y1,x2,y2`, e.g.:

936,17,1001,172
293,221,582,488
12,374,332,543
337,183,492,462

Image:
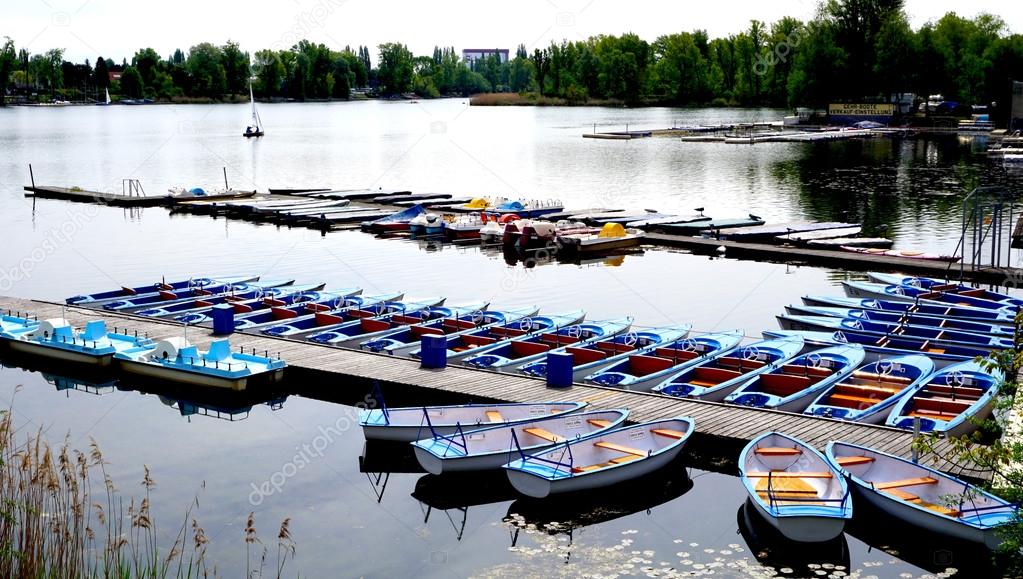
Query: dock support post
419,335,447,369
546,351,574,388
911,417,921,463
211,304,235,336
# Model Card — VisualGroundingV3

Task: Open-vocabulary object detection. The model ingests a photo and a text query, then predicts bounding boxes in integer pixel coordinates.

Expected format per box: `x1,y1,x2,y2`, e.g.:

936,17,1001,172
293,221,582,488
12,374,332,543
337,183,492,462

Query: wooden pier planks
0,295,985,479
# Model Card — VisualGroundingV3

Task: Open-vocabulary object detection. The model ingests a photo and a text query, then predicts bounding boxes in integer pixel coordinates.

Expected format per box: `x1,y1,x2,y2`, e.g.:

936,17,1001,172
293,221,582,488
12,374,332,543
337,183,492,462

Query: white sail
249,83,261,131
105,88,110,104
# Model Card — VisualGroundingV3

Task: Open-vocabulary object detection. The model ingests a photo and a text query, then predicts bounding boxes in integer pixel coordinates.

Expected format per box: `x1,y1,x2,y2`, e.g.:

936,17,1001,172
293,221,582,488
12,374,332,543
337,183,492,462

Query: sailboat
243,83,264,138
96,87,111,106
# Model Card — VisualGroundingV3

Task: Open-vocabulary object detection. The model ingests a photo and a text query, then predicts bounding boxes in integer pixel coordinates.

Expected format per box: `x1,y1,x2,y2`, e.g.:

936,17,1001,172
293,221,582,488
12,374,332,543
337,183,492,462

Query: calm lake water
0,100,1018,577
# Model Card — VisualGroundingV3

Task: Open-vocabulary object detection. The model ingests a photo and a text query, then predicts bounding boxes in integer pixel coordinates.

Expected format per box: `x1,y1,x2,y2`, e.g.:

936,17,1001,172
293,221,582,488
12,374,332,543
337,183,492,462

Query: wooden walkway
23,185,170,206
0,296,989,480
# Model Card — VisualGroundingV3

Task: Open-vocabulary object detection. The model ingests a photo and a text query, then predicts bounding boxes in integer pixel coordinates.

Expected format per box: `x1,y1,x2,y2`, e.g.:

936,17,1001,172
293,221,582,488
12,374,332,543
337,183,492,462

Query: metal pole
29,163,35,189
912,417,920,463
223,167,229,190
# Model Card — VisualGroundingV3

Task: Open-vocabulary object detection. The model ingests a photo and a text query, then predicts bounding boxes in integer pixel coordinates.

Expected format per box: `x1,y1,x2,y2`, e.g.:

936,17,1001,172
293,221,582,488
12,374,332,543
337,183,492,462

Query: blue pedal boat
585,330,745,392
867,272,1023,308
802,355,934,423
517,324,689,382
411,408,628,474
231,290,382,332
785,305,1014,337
65,275,259,306
2,319,153,367
360,400,586,442
652,336,804,401
174,288,365,325
463,318,632,372
503,417,695,498
102,279,294,311
776,315,1014,351
885,360,1003,437
0,313,39,337
801,295,1017,324
360,305,539,356
303,297,451,346
724,345,866,412
844,281,1019,312
740,432,852,542
761,330,987,368
114,338,286,390
407,309,588,362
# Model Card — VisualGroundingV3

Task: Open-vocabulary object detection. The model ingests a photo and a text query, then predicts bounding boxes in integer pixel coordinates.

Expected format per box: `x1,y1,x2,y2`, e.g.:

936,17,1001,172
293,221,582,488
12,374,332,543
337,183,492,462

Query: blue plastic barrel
420,334,448,369
211,303,235,336
546,351,574,388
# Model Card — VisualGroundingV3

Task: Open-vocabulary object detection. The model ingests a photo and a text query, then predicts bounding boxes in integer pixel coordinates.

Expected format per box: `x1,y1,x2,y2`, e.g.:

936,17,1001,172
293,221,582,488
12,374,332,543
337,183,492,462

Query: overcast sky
4,0,1021,63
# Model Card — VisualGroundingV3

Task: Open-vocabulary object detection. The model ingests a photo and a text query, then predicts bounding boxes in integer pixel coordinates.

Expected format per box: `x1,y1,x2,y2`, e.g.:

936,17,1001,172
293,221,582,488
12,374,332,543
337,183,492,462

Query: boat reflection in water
358,440,425,503
411,472,518,540
737,499,850,574
43,372,118,396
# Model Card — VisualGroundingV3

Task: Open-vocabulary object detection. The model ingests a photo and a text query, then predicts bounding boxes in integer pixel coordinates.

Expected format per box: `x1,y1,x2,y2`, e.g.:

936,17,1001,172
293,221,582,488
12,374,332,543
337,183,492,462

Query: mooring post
211,304,235,336
419,334,447,369
28,163,35,189
911,416,921,463
546,351,574,389
223,167,229,190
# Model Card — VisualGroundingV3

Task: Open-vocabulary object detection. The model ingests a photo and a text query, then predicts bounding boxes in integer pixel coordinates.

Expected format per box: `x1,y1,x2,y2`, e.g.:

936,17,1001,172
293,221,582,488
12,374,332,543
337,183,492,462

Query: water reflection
737,499,851,575
412,472,518,541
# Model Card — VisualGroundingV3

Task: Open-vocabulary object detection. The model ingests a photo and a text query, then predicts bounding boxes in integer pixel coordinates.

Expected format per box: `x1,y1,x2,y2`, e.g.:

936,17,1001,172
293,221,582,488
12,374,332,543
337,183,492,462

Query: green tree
185,43,226,97
120,65,143,98
376,42,413,95
221,41,250,94
132,47,160,89
253,49,284,97
0,37,15,106
93,55,109,89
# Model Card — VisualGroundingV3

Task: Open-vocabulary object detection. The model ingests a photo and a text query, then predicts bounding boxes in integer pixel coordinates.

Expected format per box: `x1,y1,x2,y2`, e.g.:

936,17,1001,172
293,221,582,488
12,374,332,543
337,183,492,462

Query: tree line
1,0,1021,119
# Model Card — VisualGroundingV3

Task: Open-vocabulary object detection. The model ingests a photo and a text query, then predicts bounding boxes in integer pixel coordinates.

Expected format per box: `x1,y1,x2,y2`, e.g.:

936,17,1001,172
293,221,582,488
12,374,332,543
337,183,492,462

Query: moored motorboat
503,417,695,498
802,355,934,423
1,319,153,367
740,432,852,542
411,409,628,474
462,318,632,372
361,204,427,233
885,360,1002,437
652,336,804,401
825,441,1015,548
359,401,585,442
724,345,866,412
115,338,285,390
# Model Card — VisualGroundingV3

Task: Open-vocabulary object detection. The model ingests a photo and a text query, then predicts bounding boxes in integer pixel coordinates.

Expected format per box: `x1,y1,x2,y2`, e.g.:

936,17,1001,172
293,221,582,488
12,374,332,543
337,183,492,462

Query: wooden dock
24,185,172,207
0,295,990,480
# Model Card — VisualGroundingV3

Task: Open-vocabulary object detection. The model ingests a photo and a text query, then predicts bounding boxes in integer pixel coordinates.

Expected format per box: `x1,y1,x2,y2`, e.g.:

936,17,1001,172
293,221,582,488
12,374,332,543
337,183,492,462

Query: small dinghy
259,296,447,339
762,329,986,368
359,401,585,442
2,319,152,367
503,417,695,498
411,409,628,474
740,433,852,542
867,272,1020,306
724,345,866,412
517,324,689,381
801,294,1016,324
115,338,285,390
135,282,328,318
302,297,449,346
67,275,260,306
885,360,1002,437
653,336,804,401
462,318,632,372
360,305,537,356
102,279,293,311
825,441,1015,548
802,355,934,423
407,310,587,362
231,291,392,332
584,331,745,391
777,315,1014,351
174,288,369,326
844,281,1018,313
784,305,1014,337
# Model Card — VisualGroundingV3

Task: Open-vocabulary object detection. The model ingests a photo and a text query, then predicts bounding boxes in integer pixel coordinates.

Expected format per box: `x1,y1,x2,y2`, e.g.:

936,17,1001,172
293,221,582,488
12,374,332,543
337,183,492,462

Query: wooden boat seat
693,367,742,384
271,307,299,320
485,410,503,422
347,309,377,319
923,384,984,398
522,427,564,442
263,297,286,307
875,477,938,491
305,302,332,312
852,371,913,383
566,347,607,365
828,393,879,406
651,428,687,439
836,456,875,467
628,355,675,376
360,318,391,333
759,373,813,396
511,341,550,357
779,364,833,377
411,325,444,337
653,348,699,362
837,382,902,396
930,283,959,292
490,326,526,338
159,290,178,300
747,471,833,479
908,409,959,420
957,288,986,298
609,455,642,464
391,314,424,325
755,477,821,502
882,487,956,516
913,397,971,414
717,356,766,370
594,441,648,457
540,332,581,345
754,447,802,456
315,312,346,326
459,334,497,348
587,418,611,427
232,303,254,313
443,319,477,331
194,300,215,308
923,394,979,405
596,341,636,354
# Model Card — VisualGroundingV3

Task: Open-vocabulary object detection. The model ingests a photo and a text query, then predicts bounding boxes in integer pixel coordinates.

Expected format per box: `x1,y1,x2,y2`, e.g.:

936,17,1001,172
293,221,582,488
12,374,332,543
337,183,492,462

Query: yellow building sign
828,103,895,116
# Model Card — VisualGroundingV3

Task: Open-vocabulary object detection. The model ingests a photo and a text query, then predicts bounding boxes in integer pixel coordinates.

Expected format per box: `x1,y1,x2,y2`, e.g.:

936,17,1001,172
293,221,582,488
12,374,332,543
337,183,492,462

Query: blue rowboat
2,319,152,367
518,324,689,382
802,355,934,423
724,345,866,412
229,290,381,331
173,288,365,325
740,433,852,542
801,295,1017,324
115,338,285,390
463,318,633,372
303,297,449,346
844,281,1019,313
826,441,1016,548
885,360,1003,437
360,305,538,356
651,336,804,401
784,305,1014,337
257,295,443,337
102,279,295,311
503,417,695,498
776,315,1014,350
361,204,427,233
584,330,745,392
761,330,986,368
867,272,1023,307
65,275,259,305
360,401,586,442
412,409,628,474
135,282,329,318
407,310,587,362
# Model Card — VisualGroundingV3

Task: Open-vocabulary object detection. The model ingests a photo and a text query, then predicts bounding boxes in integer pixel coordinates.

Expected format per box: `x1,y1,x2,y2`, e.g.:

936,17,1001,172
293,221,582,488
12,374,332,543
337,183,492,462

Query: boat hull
117,359,283,391
8,340,113,366
748,498,847,542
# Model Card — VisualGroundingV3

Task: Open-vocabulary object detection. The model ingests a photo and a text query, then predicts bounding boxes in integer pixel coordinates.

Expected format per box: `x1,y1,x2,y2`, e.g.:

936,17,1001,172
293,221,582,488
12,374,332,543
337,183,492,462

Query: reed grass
0,399,297,578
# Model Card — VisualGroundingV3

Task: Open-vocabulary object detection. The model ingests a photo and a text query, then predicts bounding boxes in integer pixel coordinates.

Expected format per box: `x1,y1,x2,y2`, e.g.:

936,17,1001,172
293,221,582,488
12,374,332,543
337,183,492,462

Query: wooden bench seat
836,382,903,396
540,332,580,345
594,441,647,456
852,371,913,383
651,428,687,439
653,348,699,362
754,447,802,456
628,354,675,376
510,341,550,357
747,471,833,479
779,364,833,377
923,384,983,398
836,456,875,467
522,427,564,443
759,373,813,396
587,418,611,428
595,341,636,354
908,409,959,420
485,410,503,423
875,477,937,491
718,356,766,370
828,393,879,406
490,326,526,338
458,334,497,348
566,346,607,365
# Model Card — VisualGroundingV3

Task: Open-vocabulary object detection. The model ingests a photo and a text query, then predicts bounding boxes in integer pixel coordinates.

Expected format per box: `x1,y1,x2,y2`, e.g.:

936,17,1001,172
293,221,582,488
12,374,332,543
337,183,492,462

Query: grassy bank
469,92,619,107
